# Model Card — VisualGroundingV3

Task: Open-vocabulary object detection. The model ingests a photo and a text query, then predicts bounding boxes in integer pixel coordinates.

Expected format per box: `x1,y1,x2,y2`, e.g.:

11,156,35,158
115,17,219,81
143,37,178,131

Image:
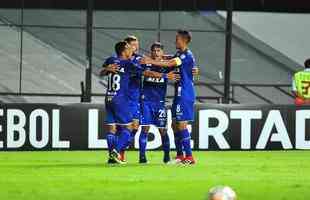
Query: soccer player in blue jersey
139,42,179,163
109,35,145,162
101,41,136,164
140,30,198,164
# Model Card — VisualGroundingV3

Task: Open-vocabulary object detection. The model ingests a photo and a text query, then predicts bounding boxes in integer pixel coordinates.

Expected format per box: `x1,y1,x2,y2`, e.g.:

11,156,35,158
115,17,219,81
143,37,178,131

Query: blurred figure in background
208,186,237,200
292,59,310,105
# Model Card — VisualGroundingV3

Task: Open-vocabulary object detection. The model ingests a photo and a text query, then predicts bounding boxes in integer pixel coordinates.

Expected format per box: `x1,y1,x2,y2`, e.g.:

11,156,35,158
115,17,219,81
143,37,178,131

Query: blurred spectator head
304,59,310,68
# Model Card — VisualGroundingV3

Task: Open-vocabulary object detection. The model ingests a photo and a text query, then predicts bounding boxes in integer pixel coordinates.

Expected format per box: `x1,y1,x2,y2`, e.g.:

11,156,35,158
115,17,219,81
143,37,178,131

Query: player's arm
191,54,199,77
143,70,180,81
140,56,182,68
100,63,119,76
143,70,162,78
291,76,298,97
192,66,199,76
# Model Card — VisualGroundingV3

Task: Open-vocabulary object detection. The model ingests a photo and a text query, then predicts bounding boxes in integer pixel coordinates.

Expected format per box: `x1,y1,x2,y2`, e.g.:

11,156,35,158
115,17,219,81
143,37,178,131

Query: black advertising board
0,103,309,151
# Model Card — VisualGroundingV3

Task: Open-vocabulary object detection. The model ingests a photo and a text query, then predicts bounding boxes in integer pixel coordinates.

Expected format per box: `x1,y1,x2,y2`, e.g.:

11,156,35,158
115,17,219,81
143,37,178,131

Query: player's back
174,49,196,101
128,53,143,102
104,56,132,101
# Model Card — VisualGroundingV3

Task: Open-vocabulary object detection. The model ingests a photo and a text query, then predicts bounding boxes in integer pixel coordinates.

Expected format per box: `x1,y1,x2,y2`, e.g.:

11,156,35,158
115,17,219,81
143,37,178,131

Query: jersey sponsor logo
145,77,165,83
180,54,186,59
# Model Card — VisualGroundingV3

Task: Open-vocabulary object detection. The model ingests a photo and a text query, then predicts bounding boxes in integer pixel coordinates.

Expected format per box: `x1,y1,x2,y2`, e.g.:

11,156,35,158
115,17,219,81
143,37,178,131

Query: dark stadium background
2,0,310,12
1,0,309,104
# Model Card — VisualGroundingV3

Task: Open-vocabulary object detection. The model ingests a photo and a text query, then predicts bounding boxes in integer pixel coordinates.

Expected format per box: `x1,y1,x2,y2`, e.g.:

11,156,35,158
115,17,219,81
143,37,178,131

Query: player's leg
139,125,150,163
175,121,194,164
120,101,140,161
155,104,170,163
139,102,153,163
114,124,133,154
159,128,170,163
131,119,140,143
109,99,133,164
104,101,118,163
173,100,195,164
104,124,117,163
171,102,184,161
129,101,141,142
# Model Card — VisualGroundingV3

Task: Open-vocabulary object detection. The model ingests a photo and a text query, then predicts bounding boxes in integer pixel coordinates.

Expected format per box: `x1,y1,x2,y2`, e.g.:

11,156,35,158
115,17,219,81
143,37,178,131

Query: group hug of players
101,30,199,165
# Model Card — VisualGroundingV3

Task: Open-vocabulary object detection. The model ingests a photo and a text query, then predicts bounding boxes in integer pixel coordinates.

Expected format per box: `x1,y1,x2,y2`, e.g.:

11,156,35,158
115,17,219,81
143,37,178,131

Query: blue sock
179,129,192,156
174,132,183,156
161,132,170,156
106,132,116,154
128,129,137,147
139,131,148,159
115,128,131,153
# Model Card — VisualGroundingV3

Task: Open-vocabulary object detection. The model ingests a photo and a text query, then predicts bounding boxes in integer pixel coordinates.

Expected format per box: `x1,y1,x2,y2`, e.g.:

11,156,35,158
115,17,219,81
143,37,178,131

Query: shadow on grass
0,163,166,169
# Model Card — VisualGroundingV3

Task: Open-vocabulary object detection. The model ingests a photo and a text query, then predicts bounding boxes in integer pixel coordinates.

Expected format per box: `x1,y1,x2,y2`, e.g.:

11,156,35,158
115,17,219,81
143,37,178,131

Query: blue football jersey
128,53,144,102
104,56,138,101
142,64,172,103
174,49,196,101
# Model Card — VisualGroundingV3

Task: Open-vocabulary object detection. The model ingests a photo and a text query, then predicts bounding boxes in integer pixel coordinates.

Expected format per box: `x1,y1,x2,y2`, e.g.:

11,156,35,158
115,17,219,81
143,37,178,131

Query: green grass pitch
0,151,309,200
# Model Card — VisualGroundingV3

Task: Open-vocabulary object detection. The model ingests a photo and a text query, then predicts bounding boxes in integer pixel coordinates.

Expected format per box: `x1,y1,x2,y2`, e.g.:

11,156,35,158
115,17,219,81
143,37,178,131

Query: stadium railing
0,83,292,104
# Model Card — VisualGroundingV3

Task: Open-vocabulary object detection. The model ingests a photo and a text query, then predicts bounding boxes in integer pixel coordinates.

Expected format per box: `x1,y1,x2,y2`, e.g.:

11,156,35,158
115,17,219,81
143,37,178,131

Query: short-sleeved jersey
104,56,140,101
142,64,172,103
128,53,144,102
174,49,196,101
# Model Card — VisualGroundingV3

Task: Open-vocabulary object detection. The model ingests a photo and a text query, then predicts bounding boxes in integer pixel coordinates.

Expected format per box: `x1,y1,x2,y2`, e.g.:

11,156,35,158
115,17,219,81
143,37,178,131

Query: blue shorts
105,98,133,125
172,99,195,122
128,100,141,121
141,101,167,128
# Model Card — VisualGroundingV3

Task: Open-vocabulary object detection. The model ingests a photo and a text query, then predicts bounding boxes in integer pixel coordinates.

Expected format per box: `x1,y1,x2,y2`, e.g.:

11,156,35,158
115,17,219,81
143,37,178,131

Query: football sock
179,129,192,157
139,131,148,159
106,132,116,154
161,132,170,157
128,129,138,147
115,128,131,153
174,132,183,156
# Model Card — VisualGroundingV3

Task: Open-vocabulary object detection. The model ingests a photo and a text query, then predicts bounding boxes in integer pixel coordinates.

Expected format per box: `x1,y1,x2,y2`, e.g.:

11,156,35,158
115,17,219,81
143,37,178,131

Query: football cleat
163,154,171,164
107,158,117,164
139,156,148,164
182,156,196,165
110,150,126,164
167,155,184,165
175,155,185,164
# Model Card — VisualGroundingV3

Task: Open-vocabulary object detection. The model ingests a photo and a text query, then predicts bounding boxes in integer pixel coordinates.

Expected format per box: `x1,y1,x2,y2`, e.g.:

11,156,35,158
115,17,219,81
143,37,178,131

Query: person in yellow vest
292,59,310,105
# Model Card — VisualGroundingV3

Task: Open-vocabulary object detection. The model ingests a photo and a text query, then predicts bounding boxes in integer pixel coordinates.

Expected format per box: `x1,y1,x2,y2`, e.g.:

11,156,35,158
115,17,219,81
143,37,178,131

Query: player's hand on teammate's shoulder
140,56,153,65
167,71,180,81
104,63,120,73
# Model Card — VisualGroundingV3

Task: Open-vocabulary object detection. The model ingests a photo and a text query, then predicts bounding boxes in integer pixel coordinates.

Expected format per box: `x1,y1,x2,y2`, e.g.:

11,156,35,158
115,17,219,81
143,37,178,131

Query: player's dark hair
150,42,164,51
115,41,128,56
177,29,192,43
124,35,138,44
305,59,310,68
